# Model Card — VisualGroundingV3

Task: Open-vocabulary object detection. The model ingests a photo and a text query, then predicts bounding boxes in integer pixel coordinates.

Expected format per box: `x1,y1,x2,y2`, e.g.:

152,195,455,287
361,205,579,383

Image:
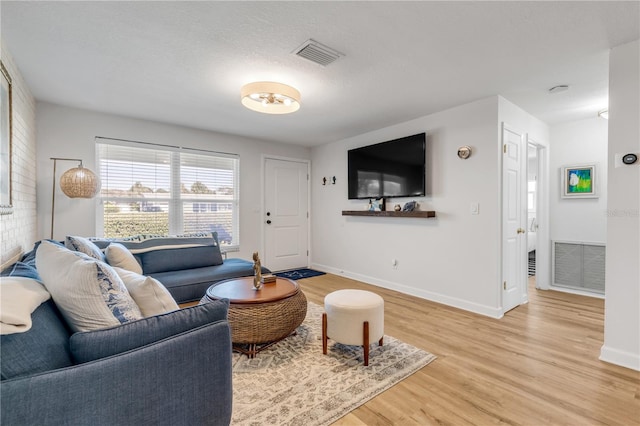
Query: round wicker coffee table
201,276,307,358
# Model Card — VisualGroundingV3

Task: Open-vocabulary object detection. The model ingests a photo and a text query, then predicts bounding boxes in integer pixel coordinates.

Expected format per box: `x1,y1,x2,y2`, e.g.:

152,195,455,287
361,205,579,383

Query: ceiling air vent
293,39,343,66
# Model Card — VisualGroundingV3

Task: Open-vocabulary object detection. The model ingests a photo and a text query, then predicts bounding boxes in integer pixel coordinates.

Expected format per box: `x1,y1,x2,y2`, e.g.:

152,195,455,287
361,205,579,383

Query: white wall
311,97,508,317
549,117,608,243
601,39,640,371
35,102,310,261
0,43,37,263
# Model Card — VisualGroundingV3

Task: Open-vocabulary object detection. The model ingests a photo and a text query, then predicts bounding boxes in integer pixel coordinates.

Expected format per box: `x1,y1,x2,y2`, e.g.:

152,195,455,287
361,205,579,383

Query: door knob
266,220,272,225
517,228,525,234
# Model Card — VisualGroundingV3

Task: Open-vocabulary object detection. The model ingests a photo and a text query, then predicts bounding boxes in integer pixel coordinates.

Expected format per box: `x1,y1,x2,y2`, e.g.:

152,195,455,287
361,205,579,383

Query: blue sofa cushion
136,245,223,274
106,233,225,274
151,258,271,303
0,300,73,380
69,298,230,363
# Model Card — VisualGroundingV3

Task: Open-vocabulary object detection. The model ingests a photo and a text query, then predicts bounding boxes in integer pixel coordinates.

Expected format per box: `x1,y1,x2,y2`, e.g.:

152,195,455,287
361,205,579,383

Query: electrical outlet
391,259,398,269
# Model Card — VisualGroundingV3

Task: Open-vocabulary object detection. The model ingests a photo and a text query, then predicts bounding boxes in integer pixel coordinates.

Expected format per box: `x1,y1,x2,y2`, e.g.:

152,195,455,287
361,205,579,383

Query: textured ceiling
1,1,638,146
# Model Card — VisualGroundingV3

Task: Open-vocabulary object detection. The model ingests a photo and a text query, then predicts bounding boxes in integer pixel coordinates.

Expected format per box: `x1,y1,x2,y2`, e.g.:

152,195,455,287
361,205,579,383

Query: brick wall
0,43,37,265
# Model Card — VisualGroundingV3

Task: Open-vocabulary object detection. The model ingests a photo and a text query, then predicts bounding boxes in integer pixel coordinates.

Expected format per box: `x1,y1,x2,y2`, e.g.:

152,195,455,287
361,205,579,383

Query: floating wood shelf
341,210,436,218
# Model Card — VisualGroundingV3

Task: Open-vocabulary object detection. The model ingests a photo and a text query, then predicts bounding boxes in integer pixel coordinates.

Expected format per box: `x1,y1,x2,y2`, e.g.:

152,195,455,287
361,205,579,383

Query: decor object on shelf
370,198,385,211
241,81,300,114
50,158,101,238
393,204,401,211
402,201,418,212
332,176,336,184
0,61,12,215
457,145,472,159
252,252,263,290
322,177,327,185
561,164,597,198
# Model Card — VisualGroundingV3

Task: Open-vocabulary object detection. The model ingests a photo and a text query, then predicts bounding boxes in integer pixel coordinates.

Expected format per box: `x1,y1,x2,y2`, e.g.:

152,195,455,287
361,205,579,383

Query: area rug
231,302,436,426
275,268,326,280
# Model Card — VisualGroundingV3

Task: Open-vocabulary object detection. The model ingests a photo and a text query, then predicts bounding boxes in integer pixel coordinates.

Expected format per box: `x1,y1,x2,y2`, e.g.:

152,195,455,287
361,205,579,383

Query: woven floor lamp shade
60,165,100,198
50,157,101,238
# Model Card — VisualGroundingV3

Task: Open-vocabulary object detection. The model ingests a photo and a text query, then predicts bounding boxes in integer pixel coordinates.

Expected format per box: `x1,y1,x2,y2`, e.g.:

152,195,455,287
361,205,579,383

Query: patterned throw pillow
105,243,143,274
36,241,142,332
113,267,178,317
65,236,105,261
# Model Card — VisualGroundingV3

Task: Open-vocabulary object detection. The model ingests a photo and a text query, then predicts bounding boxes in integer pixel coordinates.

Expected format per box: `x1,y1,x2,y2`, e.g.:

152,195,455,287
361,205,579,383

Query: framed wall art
561,164,597,199
0,60,13,215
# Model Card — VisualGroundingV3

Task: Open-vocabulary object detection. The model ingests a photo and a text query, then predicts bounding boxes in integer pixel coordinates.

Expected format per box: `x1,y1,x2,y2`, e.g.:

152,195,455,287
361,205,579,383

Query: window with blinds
96,139,239,249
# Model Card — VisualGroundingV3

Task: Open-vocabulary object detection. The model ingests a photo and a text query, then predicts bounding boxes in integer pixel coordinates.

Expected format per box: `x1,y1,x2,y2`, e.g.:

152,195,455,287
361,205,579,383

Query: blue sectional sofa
96,232,271,303
1,298,233,425
0,232,270,425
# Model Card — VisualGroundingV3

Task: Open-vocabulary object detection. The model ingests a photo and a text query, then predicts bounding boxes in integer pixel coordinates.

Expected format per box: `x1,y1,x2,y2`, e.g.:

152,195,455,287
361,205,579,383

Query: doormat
275,268,326,280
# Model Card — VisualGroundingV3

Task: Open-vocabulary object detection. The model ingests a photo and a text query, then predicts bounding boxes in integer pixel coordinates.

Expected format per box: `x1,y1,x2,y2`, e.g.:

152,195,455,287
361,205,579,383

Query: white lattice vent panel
553,241,605,294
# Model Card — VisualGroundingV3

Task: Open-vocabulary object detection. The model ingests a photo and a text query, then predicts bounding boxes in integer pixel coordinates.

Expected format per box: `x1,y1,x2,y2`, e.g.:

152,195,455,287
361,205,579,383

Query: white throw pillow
113,267,179,317
65,235,104,261
105,243,143,274
36,241,142,332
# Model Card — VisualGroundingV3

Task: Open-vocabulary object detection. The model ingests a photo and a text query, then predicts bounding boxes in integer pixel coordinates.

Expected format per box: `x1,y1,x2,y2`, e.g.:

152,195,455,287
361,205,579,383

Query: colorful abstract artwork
562,164,597,198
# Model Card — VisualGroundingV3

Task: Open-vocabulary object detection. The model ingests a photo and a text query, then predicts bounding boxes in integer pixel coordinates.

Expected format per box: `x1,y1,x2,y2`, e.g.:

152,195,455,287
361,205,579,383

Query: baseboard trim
310,263,503,319
600,345,640,371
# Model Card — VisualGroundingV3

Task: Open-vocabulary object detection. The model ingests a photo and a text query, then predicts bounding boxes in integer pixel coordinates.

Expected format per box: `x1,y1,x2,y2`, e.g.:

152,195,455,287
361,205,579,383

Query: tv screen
348,133,426,200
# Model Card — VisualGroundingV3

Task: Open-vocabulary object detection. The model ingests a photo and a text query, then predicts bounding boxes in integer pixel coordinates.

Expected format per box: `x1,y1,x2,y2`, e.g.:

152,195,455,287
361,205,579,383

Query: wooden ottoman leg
322,312,328,355
363,321,370,366
379,337,384,346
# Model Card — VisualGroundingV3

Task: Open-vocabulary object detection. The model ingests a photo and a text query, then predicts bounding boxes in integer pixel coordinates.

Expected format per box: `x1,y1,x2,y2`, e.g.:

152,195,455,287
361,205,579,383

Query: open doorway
527,144,539,287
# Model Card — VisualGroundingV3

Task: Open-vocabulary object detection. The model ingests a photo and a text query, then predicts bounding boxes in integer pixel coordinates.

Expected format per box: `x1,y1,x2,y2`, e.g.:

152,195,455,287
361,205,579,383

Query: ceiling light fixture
241,81,301,114
598,109,609,120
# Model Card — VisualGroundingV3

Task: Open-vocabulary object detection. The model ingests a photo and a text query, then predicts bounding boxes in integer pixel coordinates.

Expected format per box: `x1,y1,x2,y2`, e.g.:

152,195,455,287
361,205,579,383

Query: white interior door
502,124,527,313
264,158,309,272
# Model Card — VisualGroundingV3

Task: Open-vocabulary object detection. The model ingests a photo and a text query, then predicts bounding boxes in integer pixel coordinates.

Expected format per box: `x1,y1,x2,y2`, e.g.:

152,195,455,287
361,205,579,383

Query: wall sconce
457,146,472,159
50,157,101,238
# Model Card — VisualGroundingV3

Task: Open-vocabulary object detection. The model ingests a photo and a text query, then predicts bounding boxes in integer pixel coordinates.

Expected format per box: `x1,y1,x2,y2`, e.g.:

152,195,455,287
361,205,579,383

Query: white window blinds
96,138,239,248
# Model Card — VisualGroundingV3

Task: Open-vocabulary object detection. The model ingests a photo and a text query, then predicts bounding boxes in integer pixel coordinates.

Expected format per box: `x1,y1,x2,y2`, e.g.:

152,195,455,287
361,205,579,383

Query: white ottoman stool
322,289,384,366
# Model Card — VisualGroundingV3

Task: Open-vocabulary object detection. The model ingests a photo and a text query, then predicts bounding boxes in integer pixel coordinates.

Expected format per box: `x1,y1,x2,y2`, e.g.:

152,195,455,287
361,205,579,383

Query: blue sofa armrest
1,320,233,426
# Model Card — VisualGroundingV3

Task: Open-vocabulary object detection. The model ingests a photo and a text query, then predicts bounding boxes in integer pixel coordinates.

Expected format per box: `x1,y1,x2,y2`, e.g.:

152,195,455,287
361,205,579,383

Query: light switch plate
471,202,479,215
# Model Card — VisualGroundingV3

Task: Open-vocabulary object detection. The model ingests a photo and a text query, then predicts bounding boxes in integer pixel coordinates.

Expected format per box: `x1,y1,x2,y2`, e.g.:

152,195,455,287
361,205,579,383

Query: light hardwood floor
296,274,640,425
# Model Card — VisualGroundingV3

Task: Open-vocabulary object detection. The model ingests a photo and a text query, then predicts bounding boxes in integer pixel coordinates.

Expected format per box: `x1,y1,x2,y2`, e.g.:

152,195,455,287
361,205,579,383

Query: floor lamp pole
50,157,84,239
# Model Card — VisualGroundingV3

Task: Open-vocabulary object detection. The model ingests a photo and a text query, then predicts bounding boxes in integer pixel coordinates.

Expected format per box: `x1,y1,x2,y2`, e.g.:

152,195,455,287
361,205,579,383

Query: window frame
95,138,240,252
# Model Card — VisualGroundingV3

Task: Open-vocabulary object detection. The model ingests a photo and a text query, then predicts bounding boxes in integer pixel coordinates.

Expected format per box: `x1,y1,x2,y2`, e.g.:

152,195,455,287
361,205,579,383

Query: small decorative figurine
394,204,401,211
252,252,263,290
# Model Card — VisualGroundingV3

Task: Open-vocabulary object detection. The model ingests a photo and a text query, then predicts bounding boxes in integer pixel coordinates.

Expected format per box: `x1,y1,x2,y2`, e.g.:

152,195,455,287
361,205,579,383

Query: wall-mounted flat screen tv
348,132,426,200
